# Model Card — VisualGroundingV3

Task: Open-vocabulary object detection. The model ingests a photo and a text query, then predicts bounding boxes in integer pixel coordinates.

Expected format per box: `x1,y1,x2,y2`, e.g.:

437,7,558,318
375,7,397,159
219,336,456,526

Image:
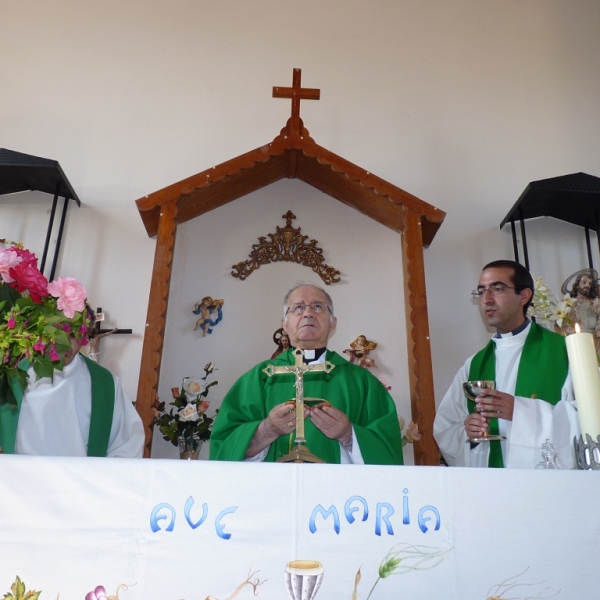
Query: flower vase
178,437,203,460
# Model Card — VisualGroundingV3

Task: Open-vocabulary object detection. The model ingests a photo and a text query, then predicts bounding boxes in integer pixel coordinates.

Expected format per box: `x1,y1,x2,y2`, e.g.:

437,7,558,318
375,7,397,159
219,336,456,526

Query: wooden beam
402,211,439,465
135,201,178,457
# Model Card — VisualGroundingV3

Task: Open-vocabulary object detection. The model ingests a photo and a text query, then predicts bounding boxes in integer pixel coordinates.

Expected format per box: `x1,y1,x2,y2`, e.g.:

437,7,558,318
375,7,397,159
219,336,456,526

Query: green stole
467,322,568,468
0,355,115,457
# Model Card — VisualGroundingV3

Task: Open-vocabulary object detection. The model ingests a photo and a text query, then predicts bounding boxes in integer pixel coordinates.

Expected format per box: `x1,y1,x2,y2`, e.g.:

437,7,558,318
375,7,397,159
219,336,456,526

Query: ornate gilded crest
231,211,340,285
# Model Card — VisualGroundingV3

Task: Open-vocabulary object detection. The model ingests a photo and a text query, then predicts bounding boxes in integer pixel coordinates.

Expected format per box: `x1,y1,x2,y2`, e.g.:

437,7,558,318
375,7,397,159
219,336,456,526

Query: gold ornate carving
231,211,341,285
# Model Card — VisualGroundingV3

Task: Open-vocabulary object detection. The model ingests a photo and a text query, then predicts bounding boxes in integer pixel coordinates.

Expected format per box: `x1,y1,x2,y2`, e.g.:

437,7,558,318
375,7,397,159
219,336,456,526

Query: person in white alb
434,260,580,468
14,335,144,457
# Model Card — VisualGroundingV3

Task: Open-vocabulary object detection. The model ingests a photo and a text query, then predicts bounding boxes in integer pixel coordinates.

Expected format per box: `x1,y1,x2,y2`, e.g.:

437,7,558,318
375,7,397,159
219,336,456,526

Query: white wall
2,0,600,459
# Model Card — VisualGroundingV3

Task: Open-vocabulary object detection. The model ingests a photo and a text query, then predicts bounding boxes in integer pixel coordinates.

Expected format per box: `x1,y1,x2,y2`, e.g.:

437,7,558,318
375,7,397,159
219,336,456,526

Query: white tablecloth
0,456,597,599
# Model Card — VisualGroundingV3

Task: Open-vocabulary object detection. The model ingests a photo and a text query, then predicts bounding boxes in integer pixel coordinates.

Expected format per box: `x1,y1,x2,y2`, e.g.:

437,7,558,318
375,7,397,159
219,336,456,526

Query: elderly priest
210,284,404,464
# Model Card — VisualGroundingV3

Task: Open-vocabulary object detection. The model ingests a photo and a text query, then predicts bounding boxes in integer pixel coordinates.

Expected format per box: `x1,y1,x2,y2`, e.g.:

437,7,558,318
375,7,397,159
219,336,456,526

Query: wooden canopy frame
135,69,446,464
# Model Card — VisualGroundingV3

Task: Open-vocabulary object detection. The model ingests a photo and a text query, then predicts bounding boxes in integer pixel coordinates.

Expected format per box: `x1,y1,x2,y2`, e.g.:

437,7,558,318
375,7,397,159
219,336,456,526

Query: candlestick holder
573,434,600,470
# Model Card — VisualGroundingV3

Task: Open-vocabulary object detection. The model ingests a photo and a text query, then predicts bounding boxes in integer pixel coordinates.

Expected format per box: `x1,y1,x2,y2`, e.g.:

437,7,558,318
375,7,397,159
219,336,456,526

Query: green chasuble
0,354,115,457
467,321,569,468
210,349,404,465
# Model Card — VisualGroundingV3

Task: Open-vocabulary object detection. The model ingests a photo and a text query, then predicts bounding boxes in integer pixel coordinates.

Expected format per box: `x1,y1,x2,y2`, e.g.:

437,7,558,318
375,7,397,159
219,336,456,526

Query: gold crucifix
263,348,335,463
273,68,320,136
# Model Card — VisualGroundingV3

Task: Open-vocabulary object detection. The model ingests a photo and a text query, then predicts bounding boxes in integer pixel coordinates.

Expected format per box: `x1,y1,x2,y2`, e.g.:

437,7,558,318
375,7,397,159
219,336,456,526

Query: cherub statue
344,335,378,370
193,297,224,336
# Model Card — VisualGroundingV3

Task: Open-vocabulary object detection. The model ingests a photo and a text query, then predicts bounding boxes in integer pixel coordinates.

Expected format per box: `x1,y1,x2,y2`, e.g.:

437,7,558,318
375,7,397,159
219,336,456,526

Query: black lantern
0,148,81,280
500,172,600,270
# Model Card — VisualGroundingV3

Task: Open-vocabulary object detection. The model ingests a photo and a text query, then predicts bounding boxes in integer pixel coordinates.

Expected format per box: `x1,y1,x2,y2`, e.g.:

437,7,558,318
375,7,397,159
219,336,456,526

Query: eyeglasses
471,284,517,299
285,302,330,316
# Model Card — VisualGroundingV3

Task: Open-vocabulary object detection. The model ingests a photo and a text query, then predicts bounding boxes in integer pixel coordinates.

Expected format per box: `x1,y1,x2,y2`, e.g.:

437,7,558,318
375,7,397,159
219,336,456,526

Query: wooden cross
93,307,132,337
263,348,335,463
273,68,320,135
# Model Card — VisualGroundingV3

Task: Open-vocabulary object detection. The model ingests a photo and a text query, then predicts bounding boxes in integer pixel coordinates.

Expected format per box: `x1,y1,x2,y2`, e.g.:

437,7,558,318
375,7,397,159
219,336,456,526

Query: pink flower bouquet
0,242,92,407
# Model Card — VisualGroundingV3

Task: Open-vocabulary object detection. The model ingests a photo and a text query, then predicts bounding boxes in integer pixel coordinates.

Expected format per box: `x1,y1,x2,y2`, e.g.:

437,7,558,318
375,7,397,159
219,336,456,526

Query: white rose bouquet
153,362,218,447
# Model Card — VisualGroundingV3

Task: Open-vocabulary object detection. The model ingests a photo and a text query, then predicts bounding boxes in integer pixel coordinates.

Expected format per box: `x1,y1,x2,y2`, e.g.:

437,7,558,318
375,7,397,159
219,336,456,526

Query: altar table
0,456,597,599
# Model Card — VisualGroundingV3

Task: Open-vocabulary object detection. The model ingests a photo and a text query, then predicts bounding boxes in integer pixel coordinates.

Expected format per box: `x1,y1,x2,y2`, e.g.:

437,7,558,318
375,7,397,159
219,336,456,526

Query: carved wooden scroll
231,211,341,285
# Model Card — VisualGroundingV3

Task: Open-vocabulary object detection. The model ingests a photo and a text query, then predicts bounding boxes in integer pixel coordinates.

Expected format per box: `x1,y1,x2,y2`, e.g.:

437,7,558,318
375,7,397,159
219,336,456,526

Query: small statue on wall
193,297,224,336
560,269,600,343
344,335,378,370
271,327,291,358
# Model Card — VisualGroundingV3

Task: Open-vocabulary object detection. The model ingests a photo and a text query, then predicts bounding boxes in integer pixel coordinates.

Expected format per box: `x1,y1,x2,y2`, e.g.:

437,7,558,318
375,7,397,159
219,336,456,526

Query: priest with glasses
210,284,403,464
434,260,580,468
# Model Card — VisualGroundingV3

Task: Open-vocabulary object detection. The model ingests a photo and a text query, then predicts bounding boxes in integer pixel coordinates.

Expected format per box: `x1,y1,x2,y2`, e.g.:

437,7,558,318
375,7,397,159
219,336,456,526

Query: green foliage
0,281,18,308
32,355,56,380
378,557,401,579
2,575,41,600
0,371,16,407
364,544,451,600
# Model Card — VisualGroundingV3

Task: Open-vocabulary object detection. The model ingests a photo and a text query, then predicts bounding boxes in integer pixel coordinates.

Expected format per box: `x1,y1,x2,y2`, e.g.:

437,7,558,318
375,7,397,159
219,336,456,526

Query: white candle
565,326,600,439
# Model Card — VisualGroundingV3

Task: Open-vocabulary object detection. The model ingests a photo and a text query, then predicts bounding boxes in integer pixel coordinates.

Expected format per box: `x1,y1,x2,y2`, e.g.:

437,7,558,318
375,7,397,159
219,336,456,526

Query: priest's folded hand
246,402,309,458
264,402,301,437
309,405,352,444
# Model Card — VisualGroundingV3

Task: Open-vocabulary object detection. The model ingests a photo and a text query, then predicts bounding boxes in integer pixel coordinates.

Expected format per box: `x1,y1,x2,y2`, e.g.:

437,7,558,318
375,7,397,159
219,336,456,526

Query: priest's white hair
282,283,335,322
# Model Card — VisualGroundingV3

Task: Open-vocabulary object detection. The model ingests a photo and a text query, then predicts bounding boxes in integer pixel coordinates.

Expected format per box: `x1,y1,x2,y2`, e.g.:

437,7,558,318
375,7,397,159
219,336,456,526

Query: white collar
492,321,531,349
303,349,327,365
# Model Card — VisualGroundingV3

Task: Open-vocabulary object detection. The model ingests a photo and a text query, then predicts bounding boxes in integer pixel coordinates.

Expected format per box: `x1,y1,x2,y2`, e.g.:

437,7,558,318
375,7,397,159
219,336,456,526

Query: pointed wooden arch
135,69,446,464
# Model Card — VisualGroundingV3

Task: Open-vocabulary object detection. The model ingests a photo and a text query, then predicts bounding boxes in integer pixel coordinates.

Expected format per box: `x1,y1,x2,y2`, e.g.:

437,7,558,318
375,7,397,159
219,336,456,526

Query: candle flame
575,323,581,334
